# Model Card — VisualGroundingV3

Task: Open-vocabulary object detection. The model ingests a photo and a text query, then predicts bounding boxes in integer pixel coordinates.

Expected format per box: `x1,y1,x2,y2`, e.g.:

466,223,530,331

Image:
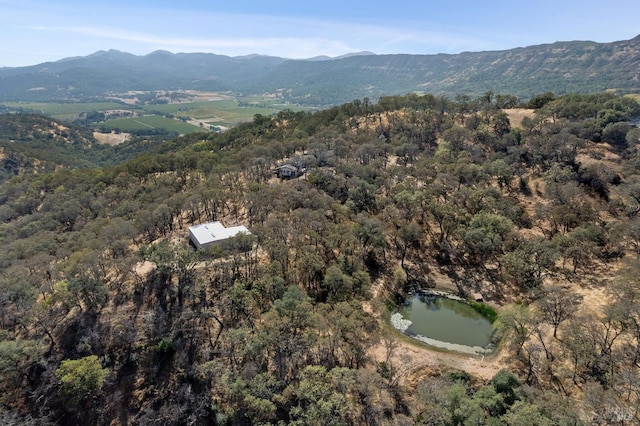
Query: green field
104,116,204,134
143,98,307,125
144,100,238,117
207,106,282,126
2,101,132,121
1,93,312,132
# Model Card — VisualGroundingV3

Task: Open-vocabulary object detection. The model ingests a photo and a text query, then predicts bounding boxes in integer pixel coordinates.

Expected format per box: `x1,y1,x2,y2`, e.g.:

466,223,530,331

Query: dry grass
93,131,130,146
505,108,535,128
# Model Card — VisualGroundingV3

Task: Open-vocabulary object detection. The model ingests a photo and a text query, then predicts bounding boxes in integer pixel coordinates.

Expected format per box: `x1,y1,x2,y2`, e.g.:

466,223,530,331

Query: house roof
275,164,299,172
189,221,250,245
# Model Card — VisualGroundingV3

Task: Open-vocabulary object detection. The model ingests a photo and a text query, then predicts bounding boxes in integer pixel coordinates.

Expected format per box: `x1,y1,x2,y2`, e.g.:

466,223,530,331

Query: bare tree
537,285,584,338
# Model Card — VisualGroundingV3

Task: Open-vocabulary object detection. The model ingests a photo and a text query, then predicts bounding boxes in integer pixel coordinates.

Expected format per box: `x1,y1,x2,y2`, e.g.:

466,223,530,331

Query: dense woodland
1,92,640,424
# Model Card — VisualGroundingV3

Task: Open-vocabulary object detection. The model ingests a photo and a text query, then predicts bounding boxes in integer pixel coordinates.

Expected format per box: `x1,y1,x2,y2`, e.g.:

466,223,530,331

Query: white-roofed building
188,221,251,250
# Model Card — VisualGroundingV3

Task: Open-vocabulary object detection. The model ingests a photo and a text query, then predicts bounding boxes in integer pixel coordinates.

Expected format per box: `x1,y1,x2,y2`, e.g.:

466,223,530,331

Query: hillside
0,114,184,184
1,92,640,424
1,36,639,105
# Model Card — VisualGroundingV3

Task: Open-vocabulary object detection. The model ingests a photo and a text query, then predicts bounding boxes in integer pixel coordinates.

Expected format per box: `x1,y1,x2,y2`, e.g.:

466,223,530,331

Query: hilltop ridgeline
1,35,639,104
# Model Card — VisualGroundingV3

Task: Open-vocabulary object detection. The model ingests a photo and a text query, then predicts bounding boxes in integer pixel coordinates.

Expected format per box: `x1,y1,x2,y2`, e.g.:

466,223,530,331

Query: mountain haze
0,36,639,105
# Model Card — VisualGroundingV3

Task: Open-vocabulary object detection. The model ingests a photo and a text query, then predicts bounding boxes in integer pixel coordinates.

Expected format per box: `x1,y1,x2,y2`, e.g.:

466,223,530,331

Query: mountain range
1,36,639,106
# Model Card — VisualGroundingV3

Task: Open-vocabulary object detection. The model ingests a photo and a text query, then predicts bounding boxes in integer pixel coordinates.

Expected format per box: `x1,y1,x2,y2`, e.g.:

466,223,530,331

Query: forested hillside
1,91,640,424
1,35,639,105
0,114,186,184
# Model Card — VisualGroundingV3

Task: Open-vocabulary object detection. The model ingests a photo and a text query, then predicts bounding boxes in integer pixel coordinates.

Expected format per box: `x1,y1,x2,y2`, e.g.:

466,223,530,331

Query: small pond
391,292,495,355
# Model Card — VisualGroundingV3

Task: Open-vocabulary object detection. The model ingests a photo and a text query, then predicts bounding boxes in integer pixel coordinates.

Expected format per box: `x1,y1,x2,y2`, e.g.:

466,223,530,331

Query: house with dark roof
274,163,305,179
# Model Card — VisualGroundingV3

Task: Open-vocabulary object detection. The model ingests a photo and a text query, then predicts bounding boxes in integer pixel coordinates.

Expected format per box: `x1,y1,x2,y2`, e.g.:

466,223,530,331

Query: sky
1,0,639,67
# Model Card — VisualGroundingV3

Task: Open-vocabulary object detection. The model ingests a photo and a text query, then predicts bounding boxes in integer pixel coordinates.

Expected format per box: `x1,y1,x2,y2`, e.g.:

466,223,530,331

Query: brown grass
93,131,130,146
505,108,535,128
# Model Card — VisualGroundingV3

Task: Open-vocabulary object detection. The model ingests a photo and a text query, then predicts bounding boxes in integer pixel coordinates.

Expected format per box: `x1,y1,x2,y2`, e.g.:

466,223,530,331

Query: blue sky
1,0,639,67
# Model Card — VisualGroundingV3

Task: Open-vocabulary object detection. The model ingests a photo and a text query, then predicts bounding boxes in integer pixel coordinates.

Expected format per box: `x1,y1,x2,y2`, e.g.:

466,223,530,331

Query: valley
2,90,310,136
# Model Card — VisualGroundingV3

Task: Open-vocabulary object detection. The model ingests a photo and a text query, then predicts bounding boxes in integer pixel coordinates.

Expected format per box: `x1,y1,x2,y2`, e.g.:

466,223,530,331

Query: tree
442,126,474,152
426,201,458,244
495,94,520,109
558,225,603,274
317,301,376,369
461,212,514,266
393,219,422,269
261,286,317,382
536,285,583,338
347,177,378,213
323,265,353,303
0,264,37,330
0,339,43,408
491,369,522,406
353,212,387,265
492,109,511,138
607,263,640,367
55,355,108,407
489,158,514,192
562,317,598,384
528,92,555,109
602,122,632,151
499,304,534,355
617,217,640,257
447,381,487,425
502,238,557,289
502,401,554,426
287,366,355,425
415,376,456,424
62,248,108,313
140,241,199,307
503,251,539,288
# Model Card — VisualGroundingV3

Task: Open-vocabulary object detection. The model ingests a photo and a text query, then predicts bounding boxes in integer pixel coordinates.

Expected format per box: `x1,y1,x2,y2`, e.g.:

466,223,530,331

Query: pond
391,292,495,355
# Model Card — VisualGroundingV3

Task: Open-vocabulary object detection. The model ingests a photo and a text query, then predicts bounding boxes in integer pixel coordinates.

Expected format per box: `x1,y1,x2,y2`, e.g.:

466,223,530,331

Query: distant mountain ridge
1,36,639,105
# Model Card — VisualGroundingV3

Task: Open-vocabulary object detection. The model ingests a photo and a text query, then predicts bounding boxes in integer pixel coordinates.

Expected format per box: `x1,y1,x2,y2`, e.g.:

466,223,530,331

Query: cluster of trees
0,91,639,424
96,126,180,137
0,113,188,184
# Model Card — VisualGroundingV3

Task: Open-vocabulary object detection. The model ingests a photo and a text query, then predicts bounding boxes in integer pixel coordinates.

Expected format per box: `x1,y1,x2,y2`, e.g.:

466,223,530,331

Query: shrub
154,338,176,355
55,355,108,406
469,301,498,323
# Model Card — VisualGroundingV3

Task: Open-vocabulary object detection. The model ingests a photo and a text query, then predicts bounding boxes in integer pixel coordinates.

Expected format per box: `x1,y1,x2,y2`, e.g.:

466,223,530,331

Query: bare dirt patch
133,261,155,277
93,131,130,146
369,336,506,384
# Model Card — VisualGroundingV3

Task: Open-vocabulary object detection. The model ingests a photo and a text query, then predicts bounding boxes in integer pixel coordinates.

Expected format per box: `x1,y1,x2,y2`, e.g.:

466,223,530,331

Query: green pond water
391,294,494,354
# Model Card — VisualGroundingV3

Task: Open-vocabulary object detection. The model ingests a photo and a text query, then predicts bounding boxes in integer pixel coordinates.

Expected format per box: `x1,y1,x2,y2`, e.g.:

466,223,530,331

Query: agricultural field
1,101,129,121
143,97,308,126
1,93,311,133
144,99,237,117
102,115,203,134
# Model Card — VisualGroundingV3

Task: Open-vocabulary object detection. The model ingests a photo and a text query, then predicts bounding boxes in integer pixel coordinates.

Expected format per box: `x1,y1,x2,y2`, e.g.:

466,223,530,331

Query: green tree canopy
55,355,108,406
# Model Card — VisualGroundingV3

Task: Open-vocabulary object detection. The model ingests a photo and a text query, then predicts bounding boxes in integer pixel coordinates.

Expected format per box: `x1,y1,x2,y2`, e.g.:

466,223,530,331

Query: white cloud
11,1,637,65
28,24,355,58
28,10,483,59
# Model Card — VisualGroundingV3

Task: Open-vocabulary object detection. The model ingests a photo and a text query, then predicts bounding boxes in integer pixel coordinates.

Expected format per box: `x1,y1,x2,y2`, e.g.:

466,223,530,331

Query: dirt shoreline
366,274,508,385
